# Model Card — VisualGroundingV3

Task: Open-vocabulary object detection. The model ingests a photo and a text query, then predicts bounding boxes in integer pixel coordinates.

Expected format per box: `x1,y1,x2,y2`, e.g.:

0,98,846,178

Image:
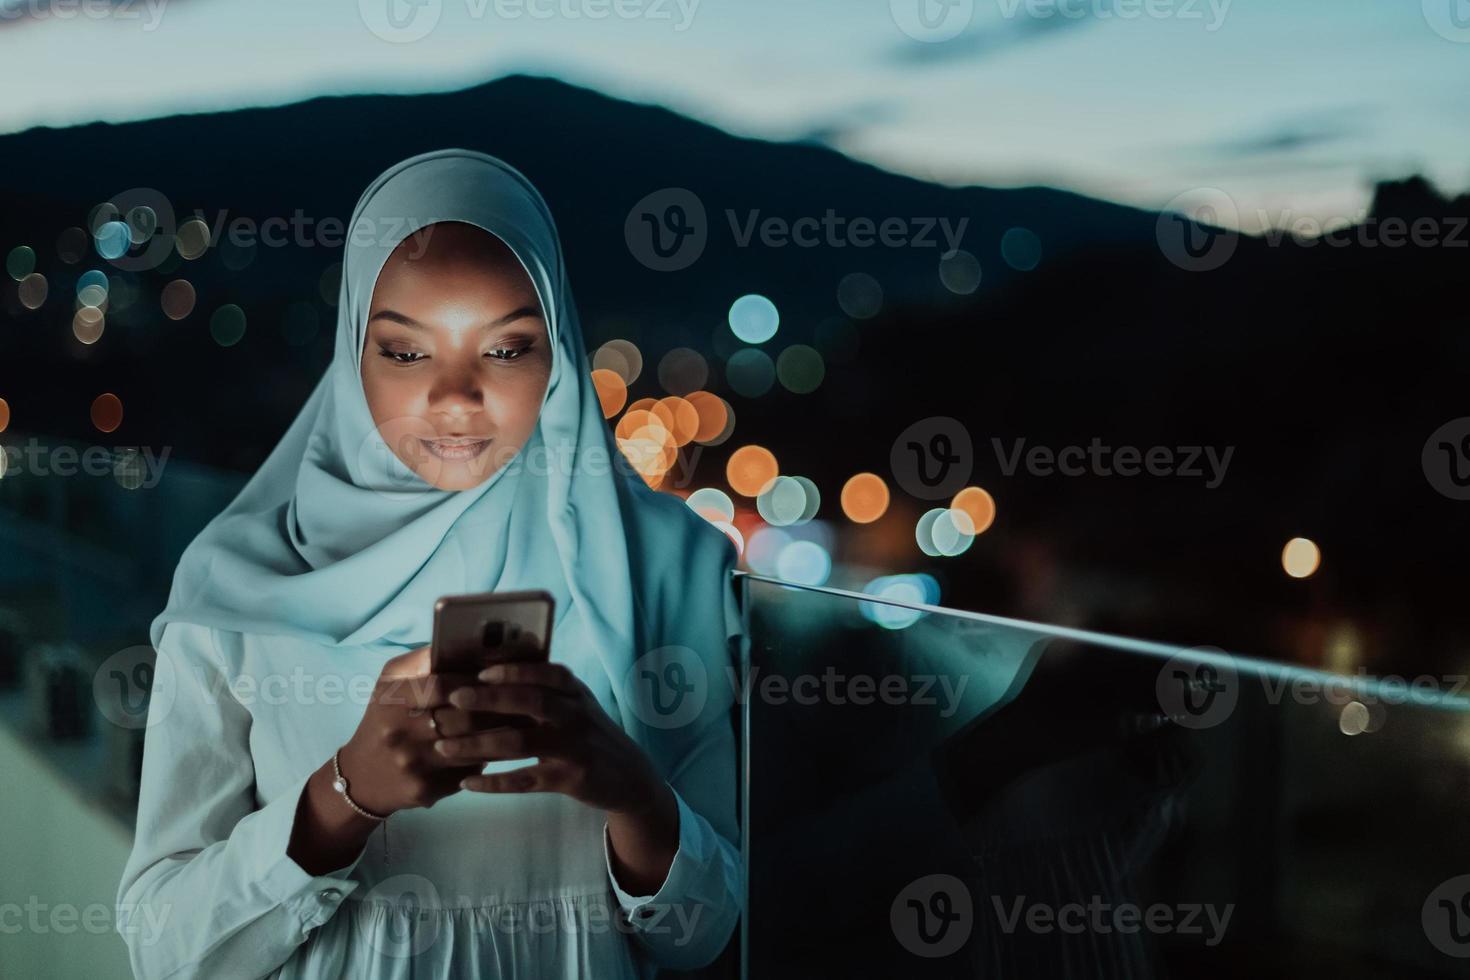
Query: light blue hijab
150,149,740,740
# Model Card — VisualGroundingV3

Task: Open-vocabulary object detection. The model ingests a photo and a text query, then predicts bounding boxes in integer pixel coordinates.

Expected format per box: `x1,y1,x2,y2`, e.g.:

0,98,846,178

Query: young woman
116,149,743,979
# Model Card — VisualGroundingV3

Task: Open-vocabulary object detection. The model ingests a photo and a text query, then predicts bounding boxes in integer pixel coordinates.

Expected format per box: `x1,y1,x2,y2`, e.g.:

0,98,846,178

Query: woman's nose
428,364,485,417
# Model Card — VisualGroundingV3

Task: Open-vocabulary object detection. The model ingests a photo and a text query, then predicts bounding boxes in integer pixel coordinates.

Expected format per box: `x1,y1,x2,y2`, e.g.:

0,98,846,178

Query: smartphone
430,591,553,733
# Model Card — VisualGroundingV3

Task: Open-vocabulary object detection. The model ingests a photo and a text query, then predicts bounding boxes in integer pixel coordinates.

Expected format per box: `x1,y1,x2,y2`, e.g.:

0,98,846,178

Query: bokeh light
175,219,210,260
859,574,938,629
126,205,157,246
840,472,890,523
657,347,709,395
161,279,197,321
656,395,700,446
72,306,105,345
776,344,825,393
6,245,35,281
836,272,882,319
725,348,776,398
727,445,778,497
220,238,257,272
918,507,976,557
594,339,643,385
939,249,982,294
94,221,131,260
76,269,109,308
0,397,10,433
755,475,807,526
791,475,820,523
950,486,997,535
1282,537,1321,579
776,539,831,585
591,368,629,419
685,390,732,445
686,487,735,523
210,304,247,347
745,526,790,575
18,273,48,310
728,293,779,344
90,393,123,433
1001,227,1042,271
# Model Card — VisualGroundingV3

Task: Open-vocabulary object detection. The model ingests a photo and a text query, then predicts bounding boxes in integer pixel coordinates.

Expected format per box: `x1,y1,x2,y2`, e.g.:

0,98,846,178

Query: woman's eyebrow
368,306,544,329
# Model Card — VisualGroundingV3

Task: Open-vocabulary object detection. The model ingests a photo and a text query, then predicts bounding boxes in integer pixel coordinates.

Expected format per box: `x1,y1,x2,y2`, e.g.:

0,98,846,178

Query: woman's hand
436,660,680,895
334,646,489,817
434,660,664,814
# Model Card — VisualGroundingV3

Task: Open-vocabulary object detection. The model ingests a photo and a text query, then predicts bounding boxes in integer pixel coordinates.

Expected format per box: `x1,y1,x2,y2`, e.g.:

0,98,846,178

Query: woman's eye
377,347,426,365
486,345,531,361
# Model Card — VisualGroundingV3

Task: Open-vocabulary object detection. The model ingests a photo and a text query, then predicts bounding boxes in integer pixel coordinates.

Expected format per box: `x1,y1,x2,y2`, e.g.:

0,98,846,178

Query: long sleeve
600,729,743,970
600,521,746,971
115,621,366,980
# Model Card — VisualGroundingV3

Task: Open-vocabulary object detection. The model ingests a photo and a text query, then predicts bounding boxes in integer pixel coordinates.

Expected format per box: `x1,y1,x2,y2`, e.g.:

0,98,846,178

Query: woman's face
361,222,552,491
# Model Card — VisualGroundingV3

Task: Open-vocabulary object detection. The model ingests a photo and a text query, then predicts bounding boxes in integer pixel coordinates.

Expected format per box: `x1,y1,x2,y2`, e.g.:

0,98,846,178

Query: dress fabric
118,599,742,980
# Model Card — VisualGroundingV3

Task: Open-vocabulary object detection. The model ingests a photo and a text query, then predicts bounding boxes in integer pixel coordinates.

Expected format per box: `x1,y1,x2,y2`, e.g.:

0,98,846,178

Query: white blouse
115,608,743,979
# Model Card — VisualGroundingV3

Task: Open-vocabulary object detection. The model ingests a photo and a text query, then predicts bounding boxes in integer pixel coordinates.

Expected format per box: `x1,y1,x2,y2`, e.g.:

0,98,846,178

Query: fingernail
449,689,469,707
479,665,503,682
459,778,474,790
434,739,448,754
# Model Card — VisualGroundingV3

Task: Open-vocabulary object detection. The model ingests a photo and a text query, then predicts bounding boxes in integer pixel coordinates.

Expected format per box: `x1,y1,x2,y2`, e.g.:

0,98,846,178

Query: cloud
887,0,1108,67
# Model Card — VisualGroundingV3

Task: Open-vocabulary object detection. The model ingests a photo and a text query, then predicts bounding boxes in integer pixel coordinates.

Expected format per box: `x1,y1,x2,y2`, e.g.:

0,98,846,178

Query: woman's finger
459,761,568,795
446,682,578,726
477,661,580,693
433,724,567,762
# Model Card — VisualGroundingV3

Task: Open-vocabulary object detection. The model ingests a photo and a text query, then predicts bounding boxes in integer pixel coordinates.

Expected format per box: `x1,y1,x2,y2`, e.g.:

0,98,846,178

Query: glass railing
736,572,1470,979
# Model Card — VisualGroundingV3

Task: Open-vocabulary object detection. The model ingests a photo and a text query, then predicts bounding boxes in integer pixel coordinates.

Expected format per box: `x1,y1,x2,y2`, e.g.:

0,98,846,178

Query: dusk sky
3,0,1468,231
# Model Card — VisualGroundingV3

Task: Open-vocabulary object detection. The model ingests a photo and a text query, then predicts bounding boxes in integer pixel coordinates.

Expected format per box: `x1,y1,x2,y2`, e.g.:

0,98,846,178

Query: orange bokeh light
840,472,890,523
0,397,9,433
684,390,729,443
591,368,628,419
726,445,779,497
656,396,700,447
950,487,996,535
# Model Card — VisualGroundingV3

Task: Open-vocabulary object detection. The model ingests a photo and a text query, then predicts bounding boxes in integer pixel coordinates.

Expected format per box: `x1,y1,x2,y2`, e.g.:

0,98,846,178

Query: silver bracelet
331,749,389,822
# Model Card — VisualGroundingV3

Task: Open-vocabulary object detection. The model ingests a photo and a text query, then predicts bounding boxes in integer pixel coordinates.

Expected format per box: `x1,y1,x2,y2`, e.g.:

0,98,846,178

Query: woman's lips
419,437,493,461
